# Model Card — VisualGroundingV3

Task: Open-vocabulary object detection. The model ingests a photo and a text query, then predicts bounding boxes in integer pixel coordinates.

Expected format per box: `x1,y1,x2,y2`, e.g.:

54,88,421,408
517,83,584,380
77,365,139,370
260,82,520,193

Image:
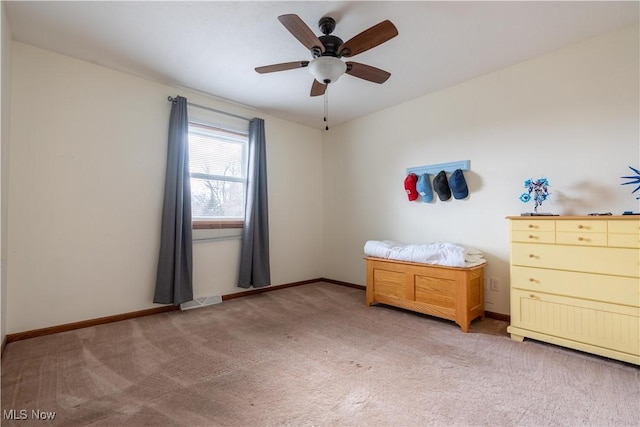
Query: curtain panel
154,96,194,305
238,118,271,288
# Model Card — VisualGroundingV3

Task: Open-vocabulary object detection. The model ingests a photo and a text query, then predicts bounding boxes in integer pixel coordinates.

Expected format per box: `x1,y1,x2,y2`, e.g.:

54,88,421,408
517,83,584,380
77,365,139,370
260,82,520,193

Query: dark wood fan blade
310,79,327,97
278,14,325,53
345,62,391,84
339,20,398,57
255,61,309,74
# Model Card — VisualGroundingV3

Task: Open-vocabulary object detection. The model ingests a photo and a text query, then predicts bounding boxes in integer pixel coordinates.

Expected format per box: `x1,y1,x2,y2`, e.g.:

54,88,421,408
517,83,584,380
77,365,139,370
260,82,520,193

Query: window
188,121,248,229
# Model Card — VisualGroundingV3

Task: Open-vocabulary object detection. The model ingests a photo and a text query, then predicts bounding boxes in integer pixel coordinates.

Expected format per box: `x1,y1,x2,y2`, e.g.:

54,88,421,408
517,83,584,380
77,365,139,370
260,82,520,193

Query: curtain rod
167,96,251,122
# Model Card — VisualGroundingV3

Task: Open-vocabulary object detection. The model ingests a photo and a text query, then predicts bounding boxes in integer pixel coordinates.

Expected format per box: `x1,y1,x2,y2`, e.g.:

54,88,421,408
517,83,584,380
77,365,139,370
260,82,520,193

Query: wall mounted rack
406,160,470,176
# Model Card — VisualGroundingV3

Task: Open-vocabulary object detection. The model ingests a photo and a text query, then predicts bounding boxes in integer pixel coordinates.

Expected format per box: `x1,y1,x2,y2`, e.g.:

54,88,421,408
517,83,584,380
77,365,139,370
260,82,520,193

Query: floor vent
180,295,222,311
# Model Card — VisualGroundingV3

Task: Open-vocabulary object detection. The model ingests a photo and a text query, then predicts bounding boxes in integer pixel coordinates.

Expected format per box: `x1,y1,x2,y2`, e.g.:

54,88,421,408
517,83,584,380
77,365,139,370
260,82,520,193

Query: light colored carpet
2,282,638,426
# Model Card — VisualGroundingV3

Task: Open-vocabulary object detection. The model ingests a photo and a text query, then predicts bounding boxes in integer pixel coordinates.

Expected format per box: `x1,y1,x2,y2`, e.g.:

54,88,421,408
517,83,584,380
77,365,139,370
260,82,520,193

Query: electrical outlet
489,278,500,292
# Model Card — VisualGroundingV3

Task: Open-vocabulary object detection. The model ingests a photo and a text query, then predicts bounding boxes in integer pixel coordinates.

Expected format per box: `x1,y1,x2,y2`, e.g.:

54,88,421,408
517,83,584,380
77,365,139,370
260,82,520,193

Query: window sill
193,220,244,230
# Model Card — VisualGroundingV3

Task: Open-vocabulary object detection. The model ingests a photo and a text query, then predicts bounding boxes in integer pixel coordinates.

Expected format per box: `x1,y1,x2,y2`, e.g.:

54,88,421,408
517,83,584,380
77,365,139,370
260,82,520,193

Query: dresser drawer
510,289,640,356
556,232,607,247
608,233,640,249
608,220,640,249
511,265,639,306
511,242,640,278
511,220,555,232
609,220,640,234
511,230,555,244
556,220,607,233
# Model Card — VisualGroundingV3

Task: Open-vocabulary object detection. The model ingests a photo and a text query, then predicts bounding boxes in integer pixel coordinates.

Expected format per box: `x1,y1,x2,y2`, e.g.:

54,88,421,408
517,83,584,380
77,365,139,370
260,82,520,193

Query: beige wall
322,24,640,314
1,2,12,346
5,24,639,333
7,42,323,333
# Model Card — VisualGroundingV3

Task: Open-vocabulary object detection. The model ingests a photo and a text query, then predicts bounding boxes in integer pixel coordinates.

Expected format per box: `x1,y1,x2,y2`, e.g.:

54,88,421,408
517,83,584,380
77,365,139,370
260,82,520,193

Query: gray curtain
238,118,270,288
154,96,193,304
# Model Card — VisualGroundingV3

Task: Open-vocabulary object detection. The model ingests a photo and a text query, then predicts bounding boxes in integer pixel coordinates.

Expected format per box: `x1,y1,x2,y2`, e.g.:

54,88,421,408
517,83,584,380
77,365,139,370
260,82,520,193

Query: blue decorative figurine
520,177,550,213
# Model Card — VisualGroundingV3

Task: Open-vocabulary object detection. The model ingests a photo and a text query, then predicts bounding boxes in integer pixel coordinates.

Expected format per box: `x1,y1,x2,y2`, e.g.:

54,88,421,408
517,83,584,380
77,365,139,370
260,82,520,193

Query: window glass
188,121,248,221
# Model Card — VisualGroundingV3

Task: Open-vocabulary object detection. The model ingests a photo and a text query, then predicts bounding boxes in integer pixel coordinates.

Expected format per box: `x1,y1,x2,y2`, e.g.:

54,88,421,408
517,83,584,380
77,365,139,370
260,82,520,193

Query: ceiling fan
255,14,398,97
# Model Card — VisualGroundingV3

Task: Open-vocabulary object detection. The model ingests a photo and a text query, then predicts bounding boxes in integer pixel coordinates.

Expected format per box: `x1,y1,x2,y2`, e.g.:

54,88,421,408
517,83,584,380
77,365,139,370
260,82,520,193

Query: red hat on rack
404,173,419,201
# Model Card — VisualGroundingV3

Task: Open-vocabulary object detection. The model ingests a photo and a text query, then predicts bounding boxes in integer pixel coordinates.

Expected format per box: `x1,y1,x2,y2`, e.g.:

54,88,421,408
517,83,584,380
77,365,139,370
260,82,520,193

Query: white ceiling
5,1,639,130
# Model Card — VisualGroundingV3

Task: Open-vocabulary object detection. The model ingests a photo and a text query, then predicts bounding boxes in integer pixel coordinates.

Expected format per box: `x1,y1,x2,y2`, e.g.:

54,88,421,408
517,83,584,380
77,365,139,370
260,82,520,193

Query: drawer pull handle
528,235,535,239
578,237,584,241
529,278,535,282
528,254,536,258
530,294,536,298
528,224,535,229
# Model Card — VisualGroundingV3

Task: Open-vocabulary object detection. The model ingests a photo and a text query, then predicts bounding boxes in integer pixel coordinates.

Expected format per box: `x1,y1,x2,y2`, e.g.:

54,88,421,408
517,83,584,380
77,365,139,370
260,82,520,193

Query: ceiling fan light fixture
308,56,347,84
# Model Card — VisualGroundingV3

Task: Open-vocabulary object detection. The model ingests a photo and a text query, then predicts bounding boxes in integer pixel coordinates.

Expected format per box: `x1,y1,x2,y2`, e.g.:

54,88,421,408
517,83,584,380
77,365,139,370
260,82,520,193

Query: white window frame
187,120,248,229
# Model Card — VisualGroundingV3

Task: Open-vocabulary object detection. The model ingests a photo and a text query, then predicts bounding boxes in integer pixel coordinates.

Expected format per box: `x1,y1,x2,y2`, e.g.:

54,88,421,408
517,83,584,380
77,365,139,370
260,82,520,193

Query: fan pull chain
324,85,329,131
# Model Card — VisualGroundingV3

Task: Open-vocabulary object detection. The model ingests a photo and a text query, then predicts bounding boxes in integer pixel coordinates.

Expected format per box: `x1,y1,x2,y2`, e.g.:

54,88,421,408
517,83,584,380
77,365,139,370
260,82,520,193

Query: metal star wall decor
621,166,640,200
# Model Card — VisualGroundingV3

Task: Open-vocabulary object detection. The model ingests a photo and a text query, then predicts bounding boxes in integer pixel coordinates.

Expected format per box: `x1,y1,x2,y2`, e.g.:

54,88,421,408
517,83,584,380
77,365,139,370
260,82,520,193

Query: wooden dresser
507,216,640,365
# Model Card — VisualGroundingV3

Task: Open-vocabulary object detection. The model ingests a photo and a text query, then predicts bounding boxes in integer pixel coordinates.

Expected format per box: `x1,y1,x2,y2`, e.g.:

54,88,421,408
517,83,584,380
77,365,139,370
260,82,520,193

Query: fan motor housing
313,16,343,58
316,35,344,58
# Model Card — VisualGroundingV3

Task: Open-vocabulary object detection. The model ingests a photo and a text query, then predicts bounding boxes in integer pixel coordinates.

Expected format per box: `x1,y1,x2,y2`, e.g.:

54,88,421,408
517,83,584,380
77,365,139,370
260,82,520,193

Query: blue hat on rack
416,173,433,202
449,169,468,199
